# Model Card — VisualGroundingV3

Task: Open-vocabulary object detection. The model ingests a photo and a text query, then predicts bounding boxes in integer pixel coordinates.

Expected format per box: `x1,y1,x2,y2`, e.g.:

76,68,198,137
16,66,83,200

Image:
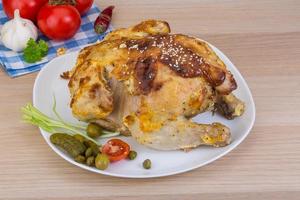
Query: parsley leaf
23,38,49,63
37,40,49,57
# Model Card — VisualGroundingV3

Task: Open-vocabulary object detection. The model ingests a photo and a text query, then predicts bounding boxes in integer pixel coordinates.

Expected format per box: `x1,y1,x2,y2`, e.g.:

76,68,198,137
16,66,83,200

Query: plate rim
33,42,256,178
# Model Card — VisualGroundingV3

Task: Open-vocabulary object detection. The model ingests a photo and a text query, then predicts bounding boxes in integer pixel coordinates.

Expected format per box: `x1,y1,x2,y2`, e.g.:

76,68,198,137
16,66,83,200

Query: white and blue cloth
0,2,112,77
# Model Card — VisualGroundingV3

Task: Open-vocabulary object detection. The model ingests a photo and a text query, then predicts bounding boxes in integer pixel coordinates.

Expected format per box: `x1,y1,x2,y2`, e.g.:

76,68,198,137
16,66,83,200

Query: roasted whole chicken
66,20,245,150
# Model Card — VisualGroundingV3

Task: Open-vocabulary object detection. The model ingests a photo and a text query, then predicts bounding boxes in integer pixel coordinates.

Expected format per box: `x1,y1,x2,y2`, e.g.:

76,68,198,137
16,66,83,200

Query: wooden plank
0,0,299,199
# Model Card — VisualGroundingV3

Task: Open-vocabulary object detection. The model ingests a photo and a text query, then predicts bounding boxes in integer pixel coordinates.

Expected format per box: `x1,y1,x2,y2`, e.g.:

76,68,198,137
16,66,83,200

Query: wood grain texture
0,0,299,199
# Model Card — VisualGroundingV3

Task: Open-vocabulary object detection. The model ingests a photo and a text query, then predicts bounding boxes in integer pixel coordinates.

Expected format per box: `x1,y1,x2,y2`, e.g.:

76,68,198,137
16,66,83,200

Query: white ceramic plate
33,43,255,178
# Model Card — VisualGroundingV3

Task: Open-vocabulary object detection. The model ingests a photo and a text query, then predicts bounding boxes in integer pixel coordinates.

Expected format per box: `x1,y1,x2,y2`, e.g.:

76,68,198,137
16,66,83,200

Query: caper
143,159,151,169
86,156,95,166
74,155,86,163
128,150,137,160
95,154,110,170
85,147,93,157
73,134,85,143
86,123,103,138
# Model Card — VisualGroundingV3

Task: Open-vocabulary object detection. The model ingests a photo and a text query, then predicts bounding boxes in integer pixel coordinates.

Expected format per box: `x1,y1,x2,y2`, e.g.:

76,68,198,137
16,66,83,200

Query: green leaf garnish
23,38,49,63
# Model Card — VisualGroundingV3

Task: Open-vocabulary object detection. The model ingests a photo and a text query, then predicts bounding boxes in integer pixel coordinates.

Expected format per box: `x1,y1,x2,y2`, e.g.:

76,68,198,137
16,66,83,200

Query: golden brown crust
111,34,235,95
60,71,70,79
134,57,158,95
68,19,240,139
215,93,245,119
132,19,170,33
104,19,171,41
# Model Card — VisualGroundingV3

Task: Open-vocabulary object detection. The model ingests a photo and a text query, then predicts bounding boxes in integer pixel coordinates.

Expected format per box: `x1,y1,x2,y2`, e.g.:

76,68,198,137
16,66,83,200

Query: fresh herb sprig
23,39,49,63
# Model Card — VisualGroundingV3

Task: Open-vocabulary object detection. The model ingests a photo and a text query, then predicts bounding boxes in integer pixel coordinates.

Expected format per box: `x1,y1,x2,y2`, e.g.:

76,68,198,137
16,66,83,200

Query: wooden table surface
0,0,299,199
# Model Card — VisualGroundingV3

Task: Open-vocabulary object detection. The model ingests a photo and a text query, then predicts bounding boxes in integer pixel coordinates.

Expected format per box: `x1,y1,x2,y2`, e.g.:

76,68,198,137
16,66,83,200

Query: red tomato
102,139,130,162
37,4,81,40
75,0,94,15
2,0,47,22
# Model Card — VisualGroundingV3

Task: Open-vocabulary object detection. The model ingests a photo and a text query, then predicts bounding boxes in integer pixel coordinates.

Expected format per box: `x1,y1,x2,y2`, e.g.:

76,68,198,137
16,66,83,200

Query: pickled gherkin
75,155,86,163
83,140,100,156
73,134,85,143
86,156,95,166
73,134,99,156
50,133,86,157
85,147,93,157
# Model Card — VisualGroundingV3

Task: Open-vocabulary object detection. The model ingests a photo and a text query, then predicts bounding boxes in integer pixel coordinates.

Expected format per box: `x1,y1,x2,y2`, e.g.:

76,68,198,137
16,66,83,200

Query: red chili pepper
94,6,114,34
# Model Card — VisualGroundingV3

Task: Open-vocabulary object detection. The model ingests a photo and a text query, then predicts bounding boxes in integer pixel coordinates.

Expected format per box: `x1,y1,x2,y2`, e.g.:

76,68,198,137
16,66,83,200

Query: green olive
85,147,93,157
86,123,103,138
74,155,86,164
128,150,137,160
86,156,95,166
95,154,110,170
143,159,151,169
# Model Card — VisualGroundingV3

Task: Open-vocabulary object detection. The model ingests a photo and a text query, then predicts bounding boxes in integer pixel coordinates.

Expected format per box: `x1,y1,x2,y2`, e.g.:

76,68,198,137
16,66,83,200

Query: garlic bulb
0,9,38,52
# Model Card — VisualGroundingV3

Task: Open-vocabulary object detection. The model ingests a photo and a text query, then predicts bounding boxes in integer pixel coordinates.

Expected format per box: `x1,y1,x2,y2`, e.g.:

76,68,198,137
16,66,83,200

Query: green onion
21,101,120,145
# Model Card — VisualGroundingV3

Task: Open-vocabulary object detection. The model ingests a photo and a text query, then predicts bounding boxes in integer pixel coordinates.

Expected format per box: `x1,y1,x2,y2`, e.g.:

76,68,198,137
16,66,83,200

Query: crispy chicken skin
67,20,245,150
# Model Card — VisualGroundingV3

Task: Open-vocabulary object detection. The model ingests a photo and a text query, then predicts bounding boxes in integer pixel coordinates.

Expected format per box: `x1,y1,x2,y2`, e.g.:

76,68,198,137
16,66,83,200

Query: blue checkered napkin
0,3,113,77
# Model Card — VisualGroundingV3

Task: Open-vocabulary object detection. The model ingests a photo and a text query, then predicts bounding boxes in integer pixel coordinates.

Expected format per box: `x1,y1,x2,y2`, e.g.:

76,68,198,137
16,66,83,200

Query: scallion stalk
21,103,120,145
